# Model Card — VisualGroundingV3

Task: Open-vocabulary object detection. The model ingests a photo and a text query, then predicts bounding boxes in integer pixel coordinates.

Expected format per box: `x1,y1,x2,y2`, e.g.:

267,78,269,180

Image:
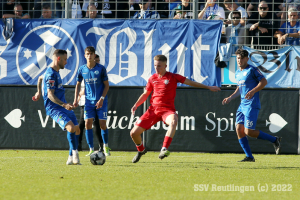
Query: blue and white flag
0,19,222,86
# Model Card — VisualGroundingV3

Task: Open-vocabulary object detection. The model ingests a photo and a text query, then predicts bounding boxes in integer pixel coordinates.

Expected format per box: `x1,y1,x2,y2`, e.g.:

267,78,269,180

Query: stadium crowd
0,0,297,49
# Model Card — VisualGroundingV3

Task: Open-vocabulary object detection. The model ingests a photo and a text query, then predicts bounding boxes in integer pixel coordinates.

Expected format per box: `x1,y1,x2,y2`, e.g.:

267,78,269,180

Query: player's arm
96,80,109,109
222,86,240,105
183,79,221,92
245,78,267,100
131,90,152,115
33,75,44,101
48,89,73,110
73,81,81,107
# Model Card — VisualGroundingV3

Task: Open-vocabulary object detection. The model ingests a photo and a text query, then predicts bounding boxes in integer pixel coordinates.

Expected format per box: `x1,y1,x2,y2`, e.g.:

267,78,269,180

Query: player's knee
244,128,254,136
85,121,93,129
169,119,177,128
99,121,107,130
130,129,139,138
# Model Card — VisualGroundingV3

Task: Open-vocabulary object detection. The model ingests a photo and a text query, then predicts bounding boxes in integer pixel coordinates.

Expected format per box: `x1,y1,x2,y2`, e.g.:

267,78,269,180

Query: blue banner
0,19,222,86
222,46,300,88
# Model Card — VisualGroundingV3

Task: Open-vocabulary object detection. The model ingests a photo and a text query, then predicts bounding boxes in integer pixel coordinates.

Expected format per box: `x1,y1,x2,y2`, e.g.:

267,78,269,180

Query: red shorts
135,106,177,130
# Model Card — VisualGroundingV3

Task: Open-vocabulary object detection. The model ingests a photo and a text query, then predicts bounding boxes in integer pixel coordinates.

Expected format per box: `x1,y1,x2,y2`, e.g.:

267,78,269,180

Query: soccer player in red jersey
130,55,221,163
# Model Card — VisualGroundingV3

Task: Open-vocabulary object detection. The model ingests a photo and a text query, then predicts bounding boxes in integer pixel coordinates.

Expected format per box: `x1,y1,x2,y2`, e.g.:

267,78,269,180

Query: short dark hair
154,55,167,62
43,4,51,10
232,11,241,17
235,48,248,58
85,46,96,54
53,49,67,57
95,54,99,59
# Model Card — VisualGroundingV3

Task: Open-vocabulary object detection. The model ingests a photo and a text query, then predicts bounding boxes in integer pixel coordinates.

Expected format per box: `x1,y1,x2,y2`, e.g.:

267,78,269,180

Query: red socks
163,136,173,149
136,143,145,152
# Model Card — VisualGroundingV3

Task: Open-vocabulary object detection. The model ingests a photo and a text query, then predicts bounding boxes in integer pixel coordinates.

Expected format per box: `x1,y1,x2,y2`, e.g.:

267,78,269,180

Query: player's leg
130,125,147,163
93,116,103,151
244,109,281,154
78,106,85,151
85,118,95,156
130,108,160,163
236,111,255,162
99,119,110,156
96,103,110,156
84,103,96,156
66,110,80,164
158,112,178,159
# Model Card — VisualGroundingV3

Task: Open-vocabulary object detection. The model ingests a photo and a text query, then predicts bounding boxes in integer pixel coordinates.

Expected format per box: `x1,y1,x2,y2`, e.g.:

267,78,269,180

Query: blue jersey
235,65,265,109
76,63,108,102
42,67,67,115
279,21,300,45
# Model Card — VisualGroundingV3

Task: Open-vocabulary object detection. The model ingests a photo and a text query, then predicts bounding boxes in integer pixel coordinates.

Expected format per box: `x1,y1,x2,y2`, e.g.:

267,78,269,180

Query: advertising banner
0,19,222,86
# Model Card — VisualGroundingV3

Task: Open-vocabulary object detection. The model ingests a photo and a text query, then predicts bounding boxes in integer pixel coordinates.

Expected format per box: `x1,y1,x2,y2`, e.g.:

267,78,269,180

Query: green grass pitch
0,150,299,200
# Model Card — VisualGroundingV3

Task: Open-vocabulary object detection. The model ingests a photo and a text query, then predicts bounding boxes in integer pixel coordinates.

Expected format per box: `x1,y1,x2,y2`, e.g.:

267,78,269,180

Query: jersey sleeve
173,73,186,83
145,77,153,92
252,67,265,82
101,67,108,82
45,73,57,90
76,67,83,82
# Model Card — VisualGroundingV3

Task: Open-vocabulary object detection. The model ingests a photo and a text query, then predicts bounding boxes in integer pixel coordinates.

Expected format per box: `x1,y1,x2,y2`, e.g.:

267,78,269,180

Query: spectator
247,0,282,17
33,0,62,19
225,11,249,49
132,0,160,19
247,1,279,45
86,4,105,18
223,0,248,25
274,8,300,45
40,4,52,19
198,0,225,20
157,0,182,19
3,4,30,19
173,0,193,19
279,0,300,26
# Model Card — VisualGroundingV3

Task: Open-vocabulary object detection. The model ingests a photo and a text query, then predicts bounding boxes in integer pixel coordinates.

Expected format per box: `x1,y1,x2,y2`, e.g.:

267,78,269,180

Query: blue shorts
49,108,78,131
84,99,108,120
235,106,259,130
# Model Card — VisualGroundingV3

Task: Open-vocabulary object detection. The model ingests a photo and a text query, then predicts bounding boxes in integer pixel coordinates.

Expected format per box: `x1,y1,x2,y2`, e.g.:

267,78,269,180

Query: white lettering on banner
158,43,171,72
191,34,209,83
86,27,116,66
181,116,195,130
205,112,235,137
38,110,49,128
141,30,156,81
176,44,188,76
106,111,139,129
106,27,138,84
0,38,10,80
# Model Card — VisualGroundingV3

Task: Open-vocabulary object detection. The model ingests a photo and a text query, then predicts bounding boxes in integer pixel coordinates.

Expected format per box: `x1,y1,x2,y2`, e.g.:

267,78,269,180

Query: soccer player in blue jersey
222,49,282,162
33,49,80,165
73,46,110,156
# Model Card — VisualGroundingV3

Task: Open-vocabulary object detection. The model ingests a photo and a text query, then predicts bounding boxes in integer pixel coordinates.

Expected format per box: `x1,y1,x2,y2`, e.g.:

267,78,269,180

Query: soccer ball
90,151,106,165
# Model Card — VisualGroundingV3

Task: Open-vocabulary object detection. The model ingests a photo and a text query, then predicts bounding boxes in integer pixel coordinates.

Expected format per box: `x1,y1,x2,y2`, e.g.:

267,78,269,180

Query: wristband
100,96,105,100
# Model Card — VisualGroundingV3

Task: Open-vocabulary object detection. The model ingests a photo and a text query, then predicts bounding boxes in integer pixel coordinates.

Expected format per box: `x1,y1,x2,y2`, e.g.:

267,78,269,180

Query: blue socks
86,129,94,148
75,134,79,150
101,129,109,144
67,131,76,156
239,137,253,159
257,130,276,143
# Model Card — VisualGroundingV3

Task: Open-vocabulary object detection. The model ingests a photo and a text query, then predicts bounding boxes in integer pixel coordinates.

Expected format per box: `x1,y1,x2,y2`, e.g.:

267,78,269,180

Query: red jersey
146,72,186,109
